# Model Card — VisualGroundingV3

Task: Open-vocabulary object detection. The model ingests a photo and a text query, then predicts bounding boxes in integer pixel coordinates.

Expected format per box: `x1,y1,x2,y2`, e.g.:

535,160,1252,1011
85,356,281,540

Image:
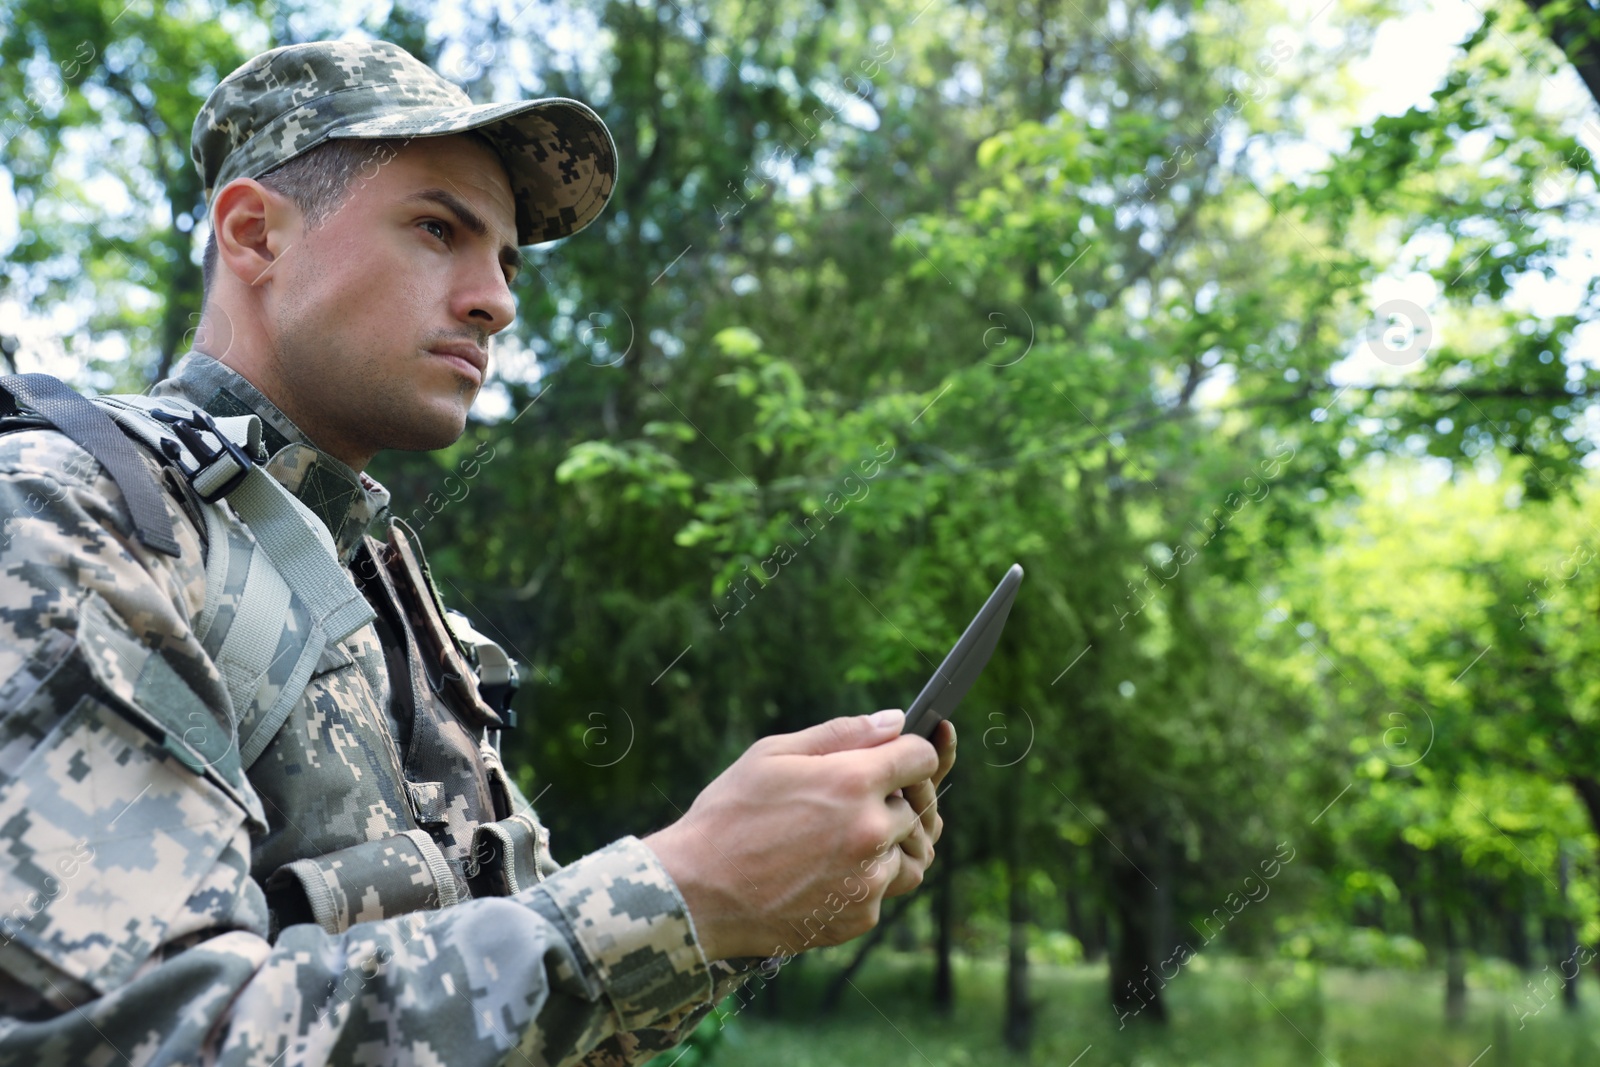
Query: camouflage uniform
0,37,762,1067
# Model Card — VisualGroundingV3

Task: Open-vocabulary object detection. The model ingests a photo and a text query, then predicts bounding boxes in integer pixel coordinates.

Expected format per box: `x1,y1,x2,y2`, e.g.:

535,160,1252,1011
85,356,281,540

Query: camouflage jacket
0,354,757,1065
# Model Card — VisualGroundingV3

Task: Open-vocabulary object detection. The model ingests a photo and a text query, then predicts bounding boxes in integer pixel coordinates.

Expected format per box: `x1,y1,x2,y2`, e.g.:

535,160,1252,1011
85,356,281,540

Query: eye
421,219,450,242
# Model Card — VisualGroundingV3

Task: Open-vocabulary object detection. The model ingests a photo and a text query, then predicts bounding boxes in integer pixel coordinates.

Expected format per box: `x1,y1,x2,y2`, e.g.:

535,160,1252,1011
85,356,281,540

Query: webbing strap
226,463,375,768
192,498,237,645
0,374,180,556
213,543,293,724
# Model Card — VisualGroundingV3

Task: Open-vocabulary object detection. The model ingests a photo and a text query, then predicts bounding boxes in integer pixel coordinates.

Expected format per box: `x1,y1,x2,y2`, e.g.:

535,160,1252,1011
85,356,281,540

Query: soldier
0,37,954,1067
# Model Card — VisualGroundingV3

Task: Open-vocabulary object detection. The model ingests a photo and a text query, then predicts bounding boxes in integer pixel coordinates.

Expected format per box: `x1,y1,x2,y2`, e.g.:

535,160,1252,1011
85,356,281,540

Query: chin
391,407,472,453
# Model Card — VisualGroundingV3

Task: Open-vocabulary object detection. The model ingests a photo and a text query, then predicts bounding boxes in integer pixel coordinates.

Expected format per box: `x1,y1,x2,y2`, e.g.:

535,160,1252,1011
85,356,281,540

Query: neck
195,303,372,472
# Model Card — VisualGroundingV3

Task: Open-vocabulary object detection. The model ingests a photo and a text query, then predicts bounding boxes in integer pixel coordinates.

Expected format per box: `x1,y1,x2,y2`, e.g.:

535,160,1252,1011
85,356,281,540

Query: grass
687,949,1600,1067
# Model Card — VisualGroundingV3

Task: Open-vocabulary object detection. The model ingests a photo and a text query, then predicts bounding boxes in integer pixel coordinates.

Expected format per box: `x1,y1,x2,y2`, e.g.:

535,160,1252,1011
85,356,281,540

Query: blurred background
6,0,1600,1063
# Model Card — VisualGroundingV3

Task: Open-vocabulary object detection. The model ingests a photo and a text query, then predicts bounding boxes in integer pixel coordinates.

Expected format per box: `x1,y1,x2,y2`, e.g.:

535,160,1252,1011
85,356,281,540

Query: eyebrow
401,187,523,281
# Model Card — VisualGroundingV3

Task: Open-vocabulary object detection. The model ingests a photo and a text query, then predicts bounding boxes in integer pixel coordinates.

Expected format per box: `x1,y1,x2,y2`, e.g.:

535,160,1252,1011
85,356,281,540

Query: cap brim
334,97,616,246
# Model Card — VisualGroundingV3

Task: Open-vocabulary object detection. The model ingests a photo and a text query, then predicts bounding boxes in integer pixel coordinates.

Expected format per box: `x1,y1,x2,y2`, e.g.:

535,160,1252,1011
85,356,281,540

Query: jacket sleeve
487,762,773,1067
574,956,776,1067
0,433,722,1067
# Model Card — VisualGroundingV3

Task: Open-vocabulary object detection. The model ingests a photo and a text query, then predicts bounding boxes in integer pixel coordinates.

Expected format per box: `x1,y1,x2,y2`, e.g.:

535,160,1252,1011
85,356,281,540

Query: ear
210,178,301,288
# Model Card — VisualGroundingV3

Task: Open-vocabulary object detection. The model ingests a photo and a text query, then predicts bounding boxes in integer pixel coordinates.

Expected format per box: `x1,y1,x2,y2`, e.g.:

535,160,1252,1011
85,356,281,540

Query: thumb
763,709,905,756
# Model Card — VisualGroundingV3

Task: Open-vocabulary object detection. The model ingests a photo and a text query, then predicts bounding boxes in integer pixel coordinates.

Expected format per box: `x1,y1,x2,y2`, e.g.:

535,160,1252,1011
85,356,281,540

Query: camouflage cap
192,39,616,246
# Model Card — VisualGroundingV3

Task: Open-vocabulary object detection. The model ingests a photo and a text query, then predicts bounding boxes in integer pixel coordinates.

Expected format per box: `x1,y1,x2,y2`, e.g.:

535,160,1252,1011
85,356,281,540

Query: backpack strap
95,394,376,769
0,373,181,556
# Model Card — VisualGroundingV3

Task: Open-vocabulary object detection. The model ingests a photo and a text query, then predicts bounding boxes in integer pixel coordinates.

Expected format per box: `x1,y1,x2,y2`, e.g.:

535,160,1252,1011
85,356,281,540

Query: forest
6,0,1600,1062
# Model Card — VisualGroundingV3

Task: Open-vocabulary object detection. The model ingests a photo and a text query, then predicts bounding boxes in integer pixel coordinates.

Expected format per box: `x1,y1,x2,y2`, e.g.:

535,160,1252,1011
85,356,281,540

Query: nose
454,253,517,336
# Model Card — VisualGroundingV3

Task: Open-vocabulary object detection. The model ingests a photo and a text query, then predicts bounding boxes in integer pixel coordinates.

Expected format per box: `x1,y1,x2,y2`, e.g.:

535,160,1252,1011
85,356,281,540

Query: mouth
427,342,487,385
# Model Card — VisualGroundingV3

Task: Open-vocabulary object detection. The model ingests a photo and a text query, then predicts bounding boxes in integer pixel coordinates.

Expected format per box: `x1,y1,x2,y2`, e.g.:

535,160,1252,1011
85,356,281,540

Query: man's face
263,133,519,467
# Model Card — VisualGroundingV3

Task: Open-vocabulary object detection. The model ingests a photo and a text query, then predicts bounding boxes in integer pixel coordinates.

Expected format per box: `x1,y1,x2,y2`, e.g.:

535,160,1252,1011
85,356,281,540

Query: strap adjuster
151,407,254,502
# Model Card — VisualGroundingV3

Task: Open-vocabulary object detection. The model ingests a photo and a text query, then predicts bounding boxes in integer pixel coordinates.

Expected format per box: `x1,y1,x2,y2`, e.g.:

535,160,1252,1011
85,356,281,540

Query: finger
873,848,910,899
882,846,927,898
885,789,916,832
902,777,938,835
761,710,906,757
898,823,932,866
875,790,921,851
931,720,957,786
851,733,939,794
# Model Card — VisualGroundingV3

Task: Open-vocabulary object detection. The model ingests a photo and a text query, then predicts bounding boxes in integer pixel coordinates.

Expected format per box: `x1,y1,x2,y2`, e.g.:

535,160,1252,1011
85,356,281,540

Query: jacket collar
151,353,391,563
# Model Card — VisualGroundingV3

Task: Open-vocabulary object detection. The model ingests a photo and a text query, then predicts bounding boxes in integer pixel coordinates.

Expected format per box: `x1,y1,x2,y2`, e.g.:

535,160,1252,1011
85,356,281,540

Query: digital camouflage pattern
0,354,760,1065
192,39,617,247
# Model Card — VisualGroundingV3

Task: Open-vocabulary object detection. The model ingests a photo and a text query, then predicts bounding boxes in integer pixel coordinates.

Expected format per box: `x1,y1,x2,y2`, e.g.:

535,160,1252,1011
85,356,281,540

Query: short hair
200,130,502,300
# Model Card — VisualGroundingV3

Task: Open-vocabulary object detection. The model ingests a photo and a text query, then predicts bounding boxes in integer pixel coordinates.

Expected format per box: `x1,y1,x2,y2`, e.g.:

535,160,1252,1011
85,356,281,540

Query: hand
884,718,955,899
643,709,939,961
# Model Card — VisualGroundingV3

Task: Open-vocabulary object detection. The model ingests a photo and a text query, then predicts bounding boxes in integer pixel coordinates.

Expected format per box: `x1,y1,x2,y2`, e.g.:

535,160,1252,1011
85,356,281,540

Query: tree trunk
1559,851,1581,1012
1002,772,1033,1050
1504,886,1532,970
1465,881,1487,954
1444,911,1468,1026
1409,892,1427,943
1565,777,1600,1001
1003,844,1033,1050
932,816,956,1014
1108,823,1167,1025
1065,847,1104,961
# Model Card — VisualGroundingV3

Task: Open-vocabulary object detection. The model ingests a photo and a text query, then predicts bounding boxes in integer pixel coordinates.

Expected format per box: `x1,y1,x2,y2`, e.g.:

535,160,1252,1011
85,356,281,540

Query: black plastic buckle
481,680,519,727
151,407,254,502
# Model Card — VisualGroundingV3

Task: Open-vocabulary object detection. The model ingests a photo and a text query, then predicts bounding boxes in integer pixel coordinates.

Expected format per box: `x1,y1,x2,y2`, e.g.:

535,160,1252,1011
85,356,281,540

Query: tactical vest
0,374,554,939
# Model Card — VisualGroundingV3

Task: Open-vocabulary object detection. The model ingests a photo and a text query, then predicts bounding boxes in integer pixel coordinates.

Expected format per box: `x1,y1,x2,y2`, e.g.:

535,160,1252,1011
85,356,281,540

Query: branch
1523,0,1600,113
100,65,174,196
817,891,918,1014
1329,382,1600,402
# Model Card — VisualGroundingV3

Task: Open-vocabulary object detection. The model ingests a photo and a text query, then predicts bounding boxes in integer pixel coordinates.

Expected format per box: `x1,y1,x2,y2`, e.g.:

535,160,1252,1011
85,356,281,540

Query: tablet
902,564,1024,739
